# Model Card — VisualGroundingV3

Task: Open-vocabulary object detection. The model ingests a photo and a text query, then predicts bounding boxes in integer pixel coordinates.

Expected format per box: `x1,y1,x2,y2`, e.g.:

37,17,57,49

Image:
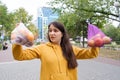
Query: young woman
12,21,99,80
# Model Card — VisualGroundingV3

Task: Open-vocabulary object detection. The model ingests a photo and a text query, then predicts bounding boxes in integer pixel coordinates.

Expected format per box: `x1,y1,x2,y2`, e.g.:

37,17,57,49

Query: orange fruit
88,39,95,47
11,33,16,40
94,37,104,47
26,32,34,42
103,36,111,44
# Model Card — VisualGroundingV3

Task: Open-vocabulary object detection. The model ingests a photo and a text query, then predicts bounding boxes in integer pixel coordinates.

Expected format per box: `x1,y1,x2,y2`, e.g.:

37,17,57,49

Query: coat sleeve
12,44,41,61
73,46,100,59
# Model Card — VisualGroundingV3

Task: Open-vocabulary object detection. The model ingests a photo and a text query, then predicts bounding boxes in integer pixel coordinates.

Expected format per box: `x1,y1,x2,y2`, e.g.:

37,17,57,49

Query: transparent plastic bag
87,24,112,47
11,22,34,47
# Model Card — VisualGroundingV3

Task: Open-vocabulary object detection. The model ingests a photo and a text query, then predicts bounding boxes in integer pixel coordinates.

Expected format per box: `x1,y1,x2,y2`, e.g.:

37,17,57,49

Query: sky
1,0,51,21
0,0,119,27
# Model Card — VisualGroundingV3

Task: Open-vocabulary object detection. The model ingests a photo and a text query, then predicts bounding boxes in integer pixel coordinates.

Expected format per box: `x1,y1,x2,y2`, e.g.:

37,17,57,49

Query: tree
12,8,38,40
0,1,15,40
0,1,36,40
48,0,118,47
13,7,33,25
103,24,120,44
27,23,39,40
49,0,117,22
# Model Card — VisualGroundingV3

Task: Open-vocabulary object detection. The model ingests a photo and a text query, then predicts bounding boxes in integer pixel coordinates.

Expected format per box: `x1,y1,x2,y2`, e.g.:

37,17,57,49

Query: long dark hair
48,21,78,69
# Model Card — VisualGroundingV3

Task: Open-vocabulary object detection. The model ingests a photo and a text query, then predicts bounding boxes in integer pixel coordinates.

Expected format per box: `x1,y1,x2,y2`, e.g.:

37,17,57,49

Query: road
0,43,120,80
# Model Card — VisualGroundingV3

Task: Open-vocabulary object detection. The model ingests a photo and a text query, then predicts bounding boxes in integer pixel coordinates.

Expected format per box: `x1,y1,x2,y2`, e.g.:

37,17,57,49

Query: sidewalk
0,43,14,62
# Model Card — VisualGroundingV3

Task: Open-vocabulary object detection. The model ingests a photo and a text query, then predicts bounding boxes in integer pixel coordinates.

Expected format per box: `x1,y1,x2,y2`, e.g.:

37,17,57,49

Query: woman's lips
50,37,55,40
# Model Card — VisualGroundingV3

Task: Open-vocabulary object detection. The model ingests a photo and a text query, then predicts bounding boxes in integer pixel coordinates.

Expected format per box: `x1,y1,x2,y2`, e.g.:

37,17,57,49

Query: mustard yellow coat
12,42,99,80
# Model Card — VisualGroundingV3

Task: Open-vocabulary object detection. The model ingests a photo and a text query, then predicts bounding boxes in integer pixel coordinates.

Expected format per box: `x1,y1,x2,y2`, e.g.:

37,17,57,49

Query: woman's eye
49,29,58,32
54,29,58,32
49,30,52,32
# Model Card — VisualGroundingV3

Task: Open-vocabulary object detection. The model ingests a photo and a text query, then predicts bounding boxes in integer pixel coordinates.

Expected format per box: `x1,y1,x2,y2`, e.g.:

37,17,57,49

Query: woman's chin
51,41,58,44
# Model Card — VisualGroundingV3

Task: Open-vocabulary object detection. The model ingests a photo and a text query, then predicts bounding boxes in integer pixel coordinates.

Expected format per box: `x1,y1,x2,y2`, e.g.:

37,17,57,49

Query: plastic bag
87,24,112,47
11,22,34,47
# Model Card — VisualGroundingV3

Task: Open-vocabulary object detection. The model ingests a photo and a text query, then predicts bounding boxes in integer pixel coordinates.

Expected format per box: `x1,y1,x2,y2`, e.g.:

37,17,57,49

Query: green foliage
27,23,39,39
102,24,120,44
48,0,117,40
0,2,14,39
13,7,33,25
57,13,79,38
0,1,34,41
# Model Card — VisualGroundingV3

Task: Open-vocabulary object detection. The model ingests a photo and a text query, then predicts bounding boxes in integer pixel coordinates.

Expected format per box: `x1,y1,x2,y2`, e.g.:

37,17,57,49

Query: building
37,7,58,41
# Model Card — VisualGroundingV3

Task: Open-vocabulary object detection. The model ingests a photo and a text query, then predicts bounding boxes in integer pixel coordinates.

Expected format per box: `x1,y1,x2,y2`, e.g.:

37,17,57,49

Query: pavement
0,43,120,80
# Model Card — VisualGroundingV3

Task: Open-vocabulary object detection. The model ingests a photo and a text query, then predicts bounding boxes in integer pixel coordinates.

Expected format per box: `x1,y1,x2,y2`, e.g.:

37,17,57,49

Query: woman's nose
50,31,55,34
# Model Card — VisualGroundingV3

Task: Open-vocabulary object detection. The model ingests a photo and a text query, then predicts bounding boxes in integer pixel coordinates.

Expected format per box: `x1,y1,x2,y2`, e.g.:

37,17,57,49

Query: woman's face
48,24,63,44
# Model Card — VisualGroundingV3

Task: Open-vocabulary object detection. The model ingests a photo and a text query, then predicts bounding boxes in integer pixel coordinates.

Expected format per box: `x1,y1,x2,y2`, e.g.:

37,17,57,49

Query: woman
12,21,99,80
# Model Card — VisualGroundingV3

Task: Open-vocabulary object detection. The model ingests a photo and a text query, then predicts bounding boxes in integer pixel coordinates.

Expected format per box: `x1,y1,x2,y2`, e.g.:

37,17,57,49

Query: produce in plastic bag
87,24,111,47
11,22,34,47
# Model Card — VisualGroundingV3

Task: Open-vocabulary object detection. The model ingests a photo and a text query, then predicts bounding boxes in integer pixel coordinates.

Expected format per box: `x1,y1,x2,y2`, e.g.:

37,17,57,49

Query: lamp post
114,0,120,28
